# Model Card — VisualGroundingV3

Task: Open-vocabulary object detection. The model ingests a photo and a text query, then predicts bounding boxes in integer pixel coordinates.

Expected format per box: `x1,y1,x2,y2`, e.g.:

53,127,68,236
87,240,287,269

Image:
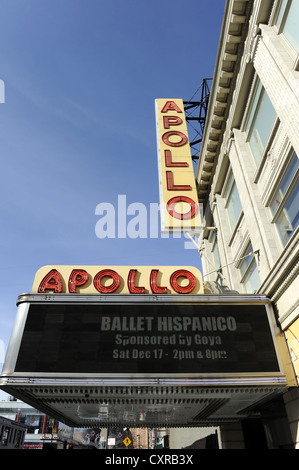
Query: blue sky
0,0,225,386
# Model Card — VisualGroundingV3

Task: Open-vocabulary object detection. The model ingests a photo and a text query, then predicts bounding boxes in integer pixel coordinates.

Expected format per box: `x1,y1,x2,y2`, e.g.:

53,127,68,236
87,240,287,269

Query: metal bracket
184,78,212,161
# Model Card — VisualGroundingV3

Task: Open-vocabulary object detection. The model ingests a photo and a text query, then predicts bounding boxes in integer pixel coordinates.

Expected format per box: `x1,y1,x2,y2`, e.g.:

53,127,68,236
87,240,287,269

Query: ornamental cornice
196,0,253,203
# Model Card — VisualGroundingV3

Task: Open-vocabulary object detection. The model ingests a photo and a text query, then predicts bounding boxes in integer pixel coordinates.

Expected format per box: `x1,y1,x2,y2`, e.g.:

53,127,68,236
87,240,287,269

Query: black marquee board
14,301,280,375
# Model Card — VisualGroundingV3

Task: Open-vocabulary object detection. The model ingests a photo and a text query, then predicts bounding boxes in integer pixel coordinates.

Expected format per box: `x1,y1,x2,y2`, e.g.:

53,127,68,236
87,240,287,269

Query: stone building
197,0,299,448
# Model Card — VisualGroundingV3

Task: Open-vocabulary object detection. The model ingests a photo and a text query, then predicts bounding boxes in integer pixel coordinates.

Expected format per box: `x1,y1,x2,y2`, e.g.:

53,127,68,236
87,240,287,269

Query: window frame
223,169,243,233
209,228,221,270
274,0,299,54
236,242,261,294
244,77,277,169
268,150,299,246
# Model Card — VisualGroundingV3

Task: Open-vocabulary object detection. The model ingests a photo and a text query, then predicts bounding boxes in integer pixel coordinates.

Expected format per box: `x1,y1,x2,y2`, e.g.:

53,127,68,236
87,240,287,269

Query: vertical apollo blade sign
155,99,201,234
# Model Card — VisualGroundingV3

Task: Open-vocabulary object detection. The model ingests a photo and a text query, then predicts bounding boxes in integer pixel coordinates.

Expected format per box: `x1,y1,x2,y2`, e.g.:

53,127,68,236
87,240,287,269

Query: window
270,151,299,246
1,427,10,446
239,244,261,293
245,80,277,165
224,172,242,230
14,430,22,448
276,0,299,53
210,230,221,270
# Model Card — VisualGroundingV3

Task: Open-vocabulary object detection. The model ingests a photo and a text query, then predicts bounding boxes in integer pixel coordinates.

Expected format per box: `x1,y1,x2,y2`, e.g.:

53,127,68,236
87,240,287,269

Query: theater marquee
155,98,201,234
0,265,296,428
32,265,204,295
11,298,285,376
1,289,296,427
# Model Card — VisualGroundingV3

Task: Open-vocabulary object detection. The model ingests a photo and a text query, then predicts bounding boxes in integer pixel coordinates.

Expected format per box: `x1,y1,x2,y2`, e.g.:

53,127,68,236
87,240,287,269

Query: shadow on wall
183,433,219,449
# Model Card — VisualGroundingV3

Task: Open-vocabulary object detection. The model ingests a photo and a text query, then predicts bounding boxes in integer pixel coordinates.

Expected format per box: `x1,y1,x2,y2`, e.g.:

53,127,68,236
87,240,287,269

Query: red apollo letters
37,268,198,295
160,100,198,221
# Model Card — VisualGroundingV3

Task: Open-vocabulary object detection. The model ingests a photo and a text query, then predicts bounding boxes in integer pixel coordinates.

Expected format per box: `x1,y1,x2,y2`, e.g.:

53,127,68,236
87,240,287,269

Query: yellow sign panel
285,319,299,381
155,98,201,234
123,437,131,447
32,265,204,295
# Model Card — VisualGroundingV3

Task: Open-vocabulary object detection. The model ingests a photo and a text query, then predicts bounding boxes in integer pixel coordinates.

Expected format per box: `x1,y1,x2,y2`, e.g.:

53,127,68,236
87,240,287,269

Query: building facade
0,416,26,449
0,397,110,449
0,397,62,449
197,0,299,448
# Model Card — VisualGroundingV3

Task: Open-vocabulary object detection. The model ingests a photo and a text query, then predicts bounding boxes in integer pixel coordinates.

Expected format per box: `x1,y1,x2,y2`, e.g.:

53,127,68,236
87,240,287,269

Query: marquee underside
0,377,287,428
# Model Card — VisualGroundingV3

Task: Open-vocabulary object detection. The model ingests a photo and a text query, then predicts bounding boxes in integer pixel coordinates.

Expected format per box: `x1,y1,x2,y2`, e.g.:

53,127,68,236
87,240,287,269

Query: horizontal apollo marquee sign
32,265,204,295
12,298,281,376
155,98,201,234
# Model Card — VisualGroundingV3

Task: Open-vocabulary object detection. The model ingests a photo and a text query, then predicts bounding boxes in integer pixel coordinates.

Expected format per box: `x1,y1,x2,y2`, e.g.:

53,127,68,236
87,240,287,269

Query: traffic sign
123,437,131,447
